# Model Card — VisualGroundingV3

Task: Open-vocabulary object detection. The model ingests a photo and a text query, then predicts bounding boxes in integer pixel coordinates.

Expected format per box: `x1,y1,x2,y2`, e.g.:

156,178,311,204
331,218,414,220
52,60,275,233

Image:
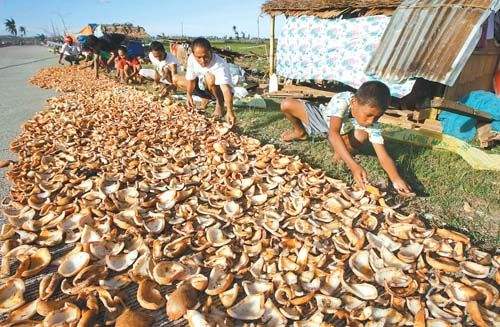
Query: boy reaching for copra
280,81,413,195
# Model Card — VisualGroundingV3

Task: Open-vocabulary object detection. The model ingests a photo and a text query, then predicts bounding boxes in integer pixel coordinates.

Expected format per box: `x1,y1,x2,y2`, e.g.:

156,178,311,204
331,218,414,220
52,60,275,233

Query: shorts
63,54,79,63
198,75,207,91
126,57,140,68
192,77,236,100
302,102,329,137
302,101,385,144
138,68,171,84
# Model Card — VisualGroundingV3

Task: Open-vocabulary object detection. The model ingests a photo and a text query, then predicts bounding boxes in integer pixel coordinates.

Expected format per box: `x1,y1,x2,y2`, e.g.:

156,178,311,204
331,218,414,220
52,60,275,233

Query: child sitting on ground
115,46,141,84
280,81,412,194
124,54,141,84
115,46,128,83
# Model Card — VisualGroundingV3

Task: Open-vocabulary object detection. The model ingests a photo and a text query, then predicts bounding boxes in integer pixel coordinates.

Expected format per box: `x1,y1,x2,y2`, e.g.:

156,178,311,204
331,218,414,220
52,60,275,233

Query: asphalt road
0,45,57,201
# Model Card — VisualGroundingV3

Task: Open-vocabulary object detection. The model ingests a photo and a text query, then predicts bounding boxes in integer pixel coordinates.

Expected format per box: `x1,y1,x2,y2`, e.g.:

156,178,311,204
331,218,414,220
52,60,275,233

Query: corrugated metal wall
366,0,500,86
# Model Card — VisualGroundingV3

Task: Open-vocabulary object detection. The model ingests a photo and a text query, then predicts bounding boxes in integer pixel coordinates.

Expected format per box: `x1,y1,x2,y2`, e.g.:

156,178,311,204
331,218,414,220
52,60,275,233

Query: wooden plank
267,91,305,98
379,115,415,130
443,47,498,100
385,109,412,118
420,119,442,133
430,97,492,121
413,109,431,122
280,84,336,98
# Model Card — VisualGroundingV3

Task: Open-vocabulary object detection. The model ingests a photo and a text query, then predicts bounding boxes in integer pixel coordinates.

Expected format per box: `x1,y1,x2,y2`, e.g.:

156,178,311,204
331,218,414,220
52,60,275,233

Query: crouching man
59,36,80,65
185,37,235,125
139,41,180,96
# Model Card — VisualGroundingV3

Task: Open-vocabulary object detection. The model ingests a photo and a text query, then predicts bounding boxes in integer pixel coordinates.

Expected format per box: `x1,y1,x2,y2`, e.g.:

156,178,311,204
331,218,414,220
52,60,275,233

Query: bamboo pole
269,15,275,75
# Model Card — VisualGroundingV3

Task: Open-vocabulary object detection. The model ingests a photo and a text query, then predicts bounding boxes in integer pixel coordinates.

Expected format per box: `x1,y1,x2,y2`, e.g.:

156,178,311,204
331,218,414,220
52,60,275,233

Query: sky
0,0,283,38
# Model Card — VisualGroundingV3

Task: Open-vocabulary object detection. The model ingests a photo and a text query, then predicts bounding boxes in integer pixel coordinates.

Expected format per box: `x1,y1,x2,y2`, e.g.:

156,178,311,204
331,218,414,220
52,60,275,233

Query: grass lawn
160,39,269,75
210,40,269,75
210,40,268,57
137,41,499,249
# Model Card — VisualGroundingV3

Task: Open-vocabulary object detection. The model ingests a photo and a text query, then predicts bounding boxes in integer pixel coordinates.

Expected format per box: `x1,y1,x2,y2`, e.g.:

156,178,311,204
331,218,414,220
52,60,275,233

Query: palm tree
19,26,26,37
35,33,47,42
4,18,17,36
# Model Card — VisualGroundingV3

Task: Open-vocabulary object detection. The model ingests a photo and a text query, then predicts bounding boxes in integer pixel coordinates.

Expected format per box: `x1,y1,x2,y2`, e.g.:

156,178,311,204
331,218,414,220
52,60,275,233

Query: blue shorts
302,102,329,137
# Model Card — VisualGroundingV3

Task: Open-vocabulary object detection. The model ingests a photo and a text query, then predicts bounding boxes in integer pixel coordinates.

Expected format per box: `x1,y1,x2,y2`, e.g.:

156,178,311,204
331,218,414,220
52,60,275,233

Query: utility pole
257,17,260,39
56,12,68,34
181,22,183,38
269,16,275,75
50,20,57,38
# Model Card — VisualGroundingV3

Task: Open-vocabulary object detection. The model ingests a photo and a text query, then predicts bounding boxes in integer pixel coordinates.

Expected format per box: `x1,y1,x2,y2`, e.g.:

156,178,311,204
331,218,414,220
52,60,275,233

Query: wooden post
269,15,275,76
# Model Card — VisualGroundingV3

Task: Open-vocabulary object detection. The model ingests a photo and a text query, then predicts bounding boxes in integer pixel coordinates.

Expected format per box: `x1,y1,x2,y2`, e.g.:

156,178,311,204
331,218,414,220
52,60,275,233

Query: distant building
100,23,149,40
0,35,39,46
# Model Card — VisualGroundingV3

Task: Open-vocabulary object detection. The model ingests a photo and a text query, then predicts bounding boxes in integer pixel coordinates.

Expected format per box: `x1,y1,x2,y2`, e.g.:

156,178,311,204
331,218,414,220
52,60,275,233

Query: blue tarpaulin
126,41,145,58
439,91,500,141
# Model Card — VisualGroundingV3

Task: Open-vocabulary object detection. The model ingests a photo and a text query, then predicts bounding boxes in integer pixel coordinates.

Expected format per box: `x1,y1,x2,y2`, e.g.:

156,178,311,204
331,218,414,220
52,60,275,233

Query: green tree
35,33,47,42
4,18,17,36
19,26,26,37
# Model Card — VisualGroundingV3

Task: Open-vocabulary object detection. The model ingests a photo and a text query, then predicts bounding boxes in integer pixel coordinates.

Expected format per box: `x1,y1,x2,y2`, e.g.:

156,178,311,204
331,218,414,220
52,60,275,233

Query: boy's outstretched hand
392,178,415,196
351,164,368,190
226,111,236,126
186,95,195,109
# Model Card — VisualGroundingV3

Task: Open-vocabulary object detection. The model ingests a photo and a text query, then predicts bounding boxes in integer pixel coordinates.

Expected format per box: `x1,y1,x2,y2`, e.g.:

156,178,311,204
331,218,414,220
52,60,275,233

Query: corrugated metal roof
365,0,500,86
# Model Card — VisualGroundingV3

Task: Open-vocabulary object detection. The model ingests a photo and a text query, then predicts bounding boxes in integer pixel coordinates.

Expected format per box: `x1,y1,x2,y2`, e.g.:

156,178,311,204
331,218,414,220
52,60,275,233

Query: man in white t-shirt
58,36,80,65
185,37,235,125
139,41,181,95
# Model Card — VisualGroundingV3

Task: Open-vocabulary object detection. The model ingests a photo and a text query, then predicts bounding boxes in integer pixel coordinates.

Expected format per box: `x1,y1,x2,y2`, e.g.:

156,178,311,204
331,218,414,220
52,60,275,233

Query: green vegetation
134,41,499,249
210,40,268,57
4,18,17,36
211,40,269,75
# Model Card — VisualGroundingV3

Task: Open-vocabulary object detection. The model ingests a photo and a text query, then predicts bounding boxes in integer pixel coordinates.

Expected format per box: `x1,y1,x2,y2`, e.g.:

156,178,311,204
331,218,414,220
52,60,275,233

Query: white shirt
185,53,232,86
321,92,384,144
149,52,179,73
61,43,79,56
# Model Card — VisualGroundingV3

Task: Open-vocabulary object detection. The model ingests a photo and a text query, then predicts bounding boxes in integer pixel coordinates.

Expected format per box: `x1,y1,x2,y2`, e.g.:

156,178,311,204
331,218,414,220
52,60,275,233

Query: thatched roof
261,0,402,18
100,24,149,39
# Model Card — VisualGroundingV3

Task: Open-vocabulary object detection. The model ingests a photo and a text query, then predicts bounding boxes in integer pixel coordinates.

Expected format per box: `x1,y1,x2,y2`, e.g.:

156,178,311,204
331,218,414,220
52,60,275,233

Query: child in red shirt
125,55,141,83
115,46,142,84
115,46,128,83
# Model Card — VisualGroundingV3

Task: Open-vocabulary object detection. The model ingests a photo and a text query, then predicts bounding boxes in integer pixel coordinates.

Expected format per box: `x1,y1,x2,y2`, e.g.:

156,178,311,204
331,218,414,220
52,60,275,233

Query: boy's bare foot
281,129,307,142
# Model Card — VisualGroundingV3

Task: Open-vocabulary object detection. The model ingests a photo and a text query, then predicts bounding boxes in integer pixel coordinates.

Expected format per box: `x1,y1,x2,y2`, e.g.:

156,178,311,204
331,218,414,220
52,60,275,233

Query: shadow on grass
238,106,283,132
